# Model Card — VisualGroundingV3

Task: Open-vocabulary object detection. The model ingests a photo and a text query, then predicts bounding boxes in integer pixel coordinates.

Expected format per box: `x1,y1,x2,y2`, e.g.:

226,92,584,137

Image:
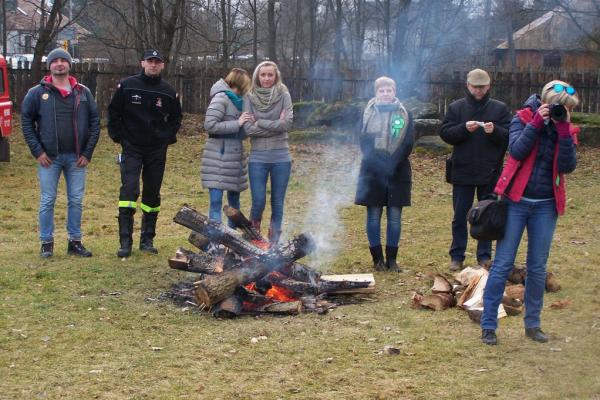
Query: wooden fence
8,64,600,118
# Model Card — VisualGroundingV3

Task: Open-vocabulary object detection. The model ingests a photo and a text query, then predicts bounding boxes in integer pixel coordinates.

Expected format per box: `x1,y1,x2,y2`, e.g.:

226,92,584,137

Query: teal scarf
225,90,243,111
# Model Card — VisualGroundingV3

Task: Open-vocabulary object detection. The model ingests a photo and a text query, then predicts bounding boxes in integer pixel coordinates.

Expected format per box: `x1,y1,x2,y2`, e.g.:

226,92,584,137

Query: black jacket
440,91,511,185
21,78,100,160
355,109,415,208
108,72,182,147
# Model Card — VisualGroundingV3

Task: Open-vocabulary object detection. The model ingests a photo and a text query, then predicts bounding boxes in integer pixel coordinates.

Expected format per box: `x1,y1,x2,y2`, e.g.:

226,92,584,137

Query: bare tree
267,0,277,62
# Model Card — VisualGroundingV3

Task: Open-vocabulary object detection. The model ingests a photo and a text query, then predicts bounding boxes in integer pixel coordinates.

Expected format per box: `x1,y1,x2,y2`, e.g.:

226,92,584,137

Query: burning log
174,205,267,257
194,234,316,307
168,248,227,274
265,273,373,296
211,295,243,318
188,232,210,251
257,301,303,315
223,205,264,242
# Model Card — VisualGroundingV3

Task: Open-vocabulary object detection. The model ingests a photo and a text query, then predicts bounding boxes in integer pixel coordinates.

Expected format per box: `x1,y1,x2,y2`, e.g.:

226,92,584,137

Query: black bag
445,155,452,184
467,194,507,241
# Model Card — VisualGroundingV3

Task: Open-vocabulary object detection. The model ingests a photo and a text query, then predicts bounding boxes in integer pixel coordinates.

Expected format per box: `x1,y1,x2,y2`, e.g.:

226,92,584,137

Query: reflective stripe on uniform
119,200,137,209
140,203,160,213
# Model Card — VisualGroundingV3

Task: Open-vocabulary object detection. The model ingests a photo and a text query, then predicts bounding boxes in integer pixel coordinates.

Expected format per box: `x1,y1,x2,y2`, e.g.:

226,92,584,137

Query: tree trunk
31,0,64,84
267,0,277,62
221,0,229,71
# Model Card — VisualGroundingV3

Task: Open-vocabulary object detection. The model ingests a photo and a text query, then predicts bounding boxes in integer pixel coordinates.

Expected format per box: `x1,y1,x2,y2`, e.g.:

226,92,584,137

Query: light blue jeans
481,198,558,330
248,162,291,231
208,188,241,228
366,206,402,247
38,153,87,243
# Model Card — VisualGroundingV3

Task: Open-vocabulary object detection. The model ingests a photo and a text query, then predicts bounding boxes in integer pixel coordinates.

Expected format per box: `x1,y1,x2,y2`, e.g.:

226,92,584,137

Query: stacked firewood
167,205,375,318
411,265,562,323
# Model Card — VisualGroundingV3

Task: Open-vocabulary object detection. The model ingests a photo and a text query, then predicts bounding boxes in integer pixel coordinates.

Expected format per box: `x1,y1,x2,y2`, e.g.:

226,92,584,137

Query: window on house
543,52,561,68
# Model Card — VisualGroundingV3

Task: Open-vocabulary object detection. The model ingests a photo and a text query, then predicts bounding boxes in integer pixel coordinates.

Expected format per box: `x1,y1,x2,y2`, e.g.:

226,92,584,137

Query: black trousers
450,184,492,262
119,141,168,212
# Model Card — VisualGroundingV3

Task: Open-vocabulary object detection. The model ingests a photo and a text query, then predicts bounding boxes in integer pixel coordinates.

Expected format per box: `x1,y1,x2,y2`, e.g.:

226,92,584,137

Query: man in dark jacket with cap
439,68,511,272
21,48,100,258
108,49,182,258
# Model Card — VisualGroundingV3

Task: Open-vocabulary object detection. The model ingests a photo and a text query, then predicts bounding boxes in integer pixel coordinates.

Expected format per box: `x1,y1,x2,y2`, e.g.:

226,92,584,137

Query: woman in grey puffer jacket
202,68,252,226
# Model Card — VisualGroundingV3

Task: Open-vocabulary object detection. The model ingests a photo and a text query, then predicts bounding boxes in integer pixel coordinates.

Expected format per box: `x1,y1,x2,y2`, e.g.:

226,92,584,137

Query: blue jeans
481,199,558,330
366,206,402,247
38,153,87,243
248,162,291,231
450,184,492,262
208,188,240,228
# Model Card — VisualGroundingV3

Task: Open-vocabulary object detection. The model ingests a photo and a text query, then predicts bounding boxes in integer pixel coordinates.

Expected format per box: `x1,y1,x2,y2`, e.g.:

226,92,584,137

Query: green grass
1,116,600,399
572,112,600,126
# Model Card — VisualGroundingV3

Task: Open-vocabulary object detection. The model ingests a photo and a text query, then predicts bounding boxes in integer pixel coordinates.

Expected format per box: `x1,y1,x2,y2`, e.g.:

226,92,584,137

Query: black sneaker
525,327,548,343
67,240,92,257
481,329,497,345
40,242,54,258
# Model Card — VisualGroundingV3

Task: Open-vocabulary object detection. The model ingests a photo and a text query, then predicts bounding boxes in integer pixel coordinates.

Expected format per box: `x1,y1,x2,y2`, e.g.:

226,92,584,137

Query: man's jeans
248,162,291,231
481,199,557,330
208,188,240,228
450,184,492,262
366,206,402,247
38,153,87,243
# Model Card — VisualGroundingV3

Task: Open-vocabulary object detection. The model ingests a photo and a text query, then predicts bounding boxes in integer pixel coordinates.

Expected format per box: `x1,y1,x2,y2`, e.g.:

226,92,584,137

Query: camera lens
549,104,567,121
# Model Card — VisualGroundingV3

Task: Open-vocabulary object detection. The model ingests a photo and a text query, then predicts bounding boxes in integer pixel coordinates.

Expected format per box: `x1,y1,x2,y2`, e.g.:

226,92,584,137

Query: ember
166,205,375,318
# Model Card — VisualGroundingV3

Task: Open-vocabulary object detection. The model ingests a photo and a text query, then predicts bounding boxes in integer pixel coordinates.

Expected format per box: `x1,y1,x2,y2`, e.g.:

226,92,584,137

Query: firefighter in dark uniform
108,49,182,257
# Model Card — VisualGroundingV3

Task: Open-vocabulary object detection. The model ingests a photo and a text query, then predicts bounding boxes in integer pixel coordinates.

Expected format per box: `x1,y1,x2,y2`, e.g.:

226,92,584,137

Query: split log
418,293,456,311
223,205,264,242
507,265,527,284
505,284,525,302
174,205,267,257
211,295,243,318
194,233,316,307
546,272,561,292
318,274,375,294
257,301,302,315
431,275,453,294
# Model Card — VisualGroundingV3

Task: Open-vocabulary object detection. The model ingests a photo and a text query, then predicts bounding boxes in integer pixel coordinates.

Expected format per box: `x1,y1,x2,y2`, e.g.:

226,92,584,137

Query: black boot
385,246,401,272
140,212,158,254
481,329,497,345
369,245,386,271
525,327,548,343
117,208,134,258
67,240,92,257
40,242,54,258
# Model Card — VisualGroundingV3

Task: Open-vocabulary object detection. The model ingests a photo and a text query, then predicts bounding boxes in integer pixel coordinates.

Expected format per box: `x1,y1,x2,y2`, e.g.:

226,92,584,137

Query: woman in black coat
355,76,415,272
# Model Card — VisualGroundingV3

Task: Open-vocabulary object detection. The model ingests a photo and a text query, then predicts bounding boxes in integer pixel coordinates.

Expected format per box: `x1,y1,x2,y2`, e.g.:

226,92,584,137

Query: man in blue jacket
21,48,100,258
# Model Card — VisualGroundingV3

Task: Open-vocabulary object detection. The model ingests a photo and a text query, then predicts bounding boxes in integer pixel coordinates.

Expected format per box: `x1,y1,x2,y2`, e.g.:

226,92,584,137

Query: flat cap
467,69,491,86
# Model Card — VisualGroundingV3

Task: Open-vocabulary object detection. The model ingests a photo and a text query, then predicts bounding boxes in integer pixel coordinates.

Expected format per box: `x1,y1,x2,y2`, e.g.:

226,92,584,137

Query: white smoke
300,143,361,271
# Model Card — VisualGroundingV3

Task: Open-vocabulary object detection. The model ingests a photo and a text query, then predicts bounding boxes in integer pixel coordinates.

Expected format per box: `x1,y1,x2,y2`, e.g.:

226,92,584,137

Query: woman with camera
480,80,579,345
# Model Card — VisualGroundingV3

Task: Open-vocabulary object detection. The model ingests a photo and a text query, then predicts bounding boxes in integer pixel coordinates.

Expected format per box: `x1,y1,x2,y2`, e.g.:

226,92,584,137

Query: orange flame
251,239,271,250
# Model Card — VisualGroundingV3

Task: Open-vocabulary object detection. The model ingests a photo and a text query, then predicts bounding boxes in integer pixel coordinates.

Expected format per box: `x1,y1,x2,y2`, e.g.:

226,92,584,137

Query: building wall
496,50,600,71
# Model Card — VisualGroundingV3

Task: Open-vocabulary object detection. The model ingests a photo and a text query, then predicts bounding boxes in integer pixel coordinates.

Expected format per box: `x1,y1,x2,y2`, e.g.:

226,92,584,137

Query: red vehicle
0,55,12,161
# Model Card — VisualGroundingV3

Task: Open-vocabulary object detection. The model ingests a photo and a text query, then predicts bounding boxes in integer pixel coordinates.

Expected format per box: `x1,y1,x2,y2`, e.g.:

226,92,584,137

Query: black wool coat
439,91,511,186
355,111,415,208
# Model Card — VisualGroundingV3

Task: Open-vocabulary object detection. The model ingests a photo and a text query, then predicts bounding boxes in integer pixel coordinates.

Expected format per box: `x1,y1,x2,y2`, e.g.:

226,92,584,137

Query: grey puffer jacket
201,79,248,192
242,87,293,152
